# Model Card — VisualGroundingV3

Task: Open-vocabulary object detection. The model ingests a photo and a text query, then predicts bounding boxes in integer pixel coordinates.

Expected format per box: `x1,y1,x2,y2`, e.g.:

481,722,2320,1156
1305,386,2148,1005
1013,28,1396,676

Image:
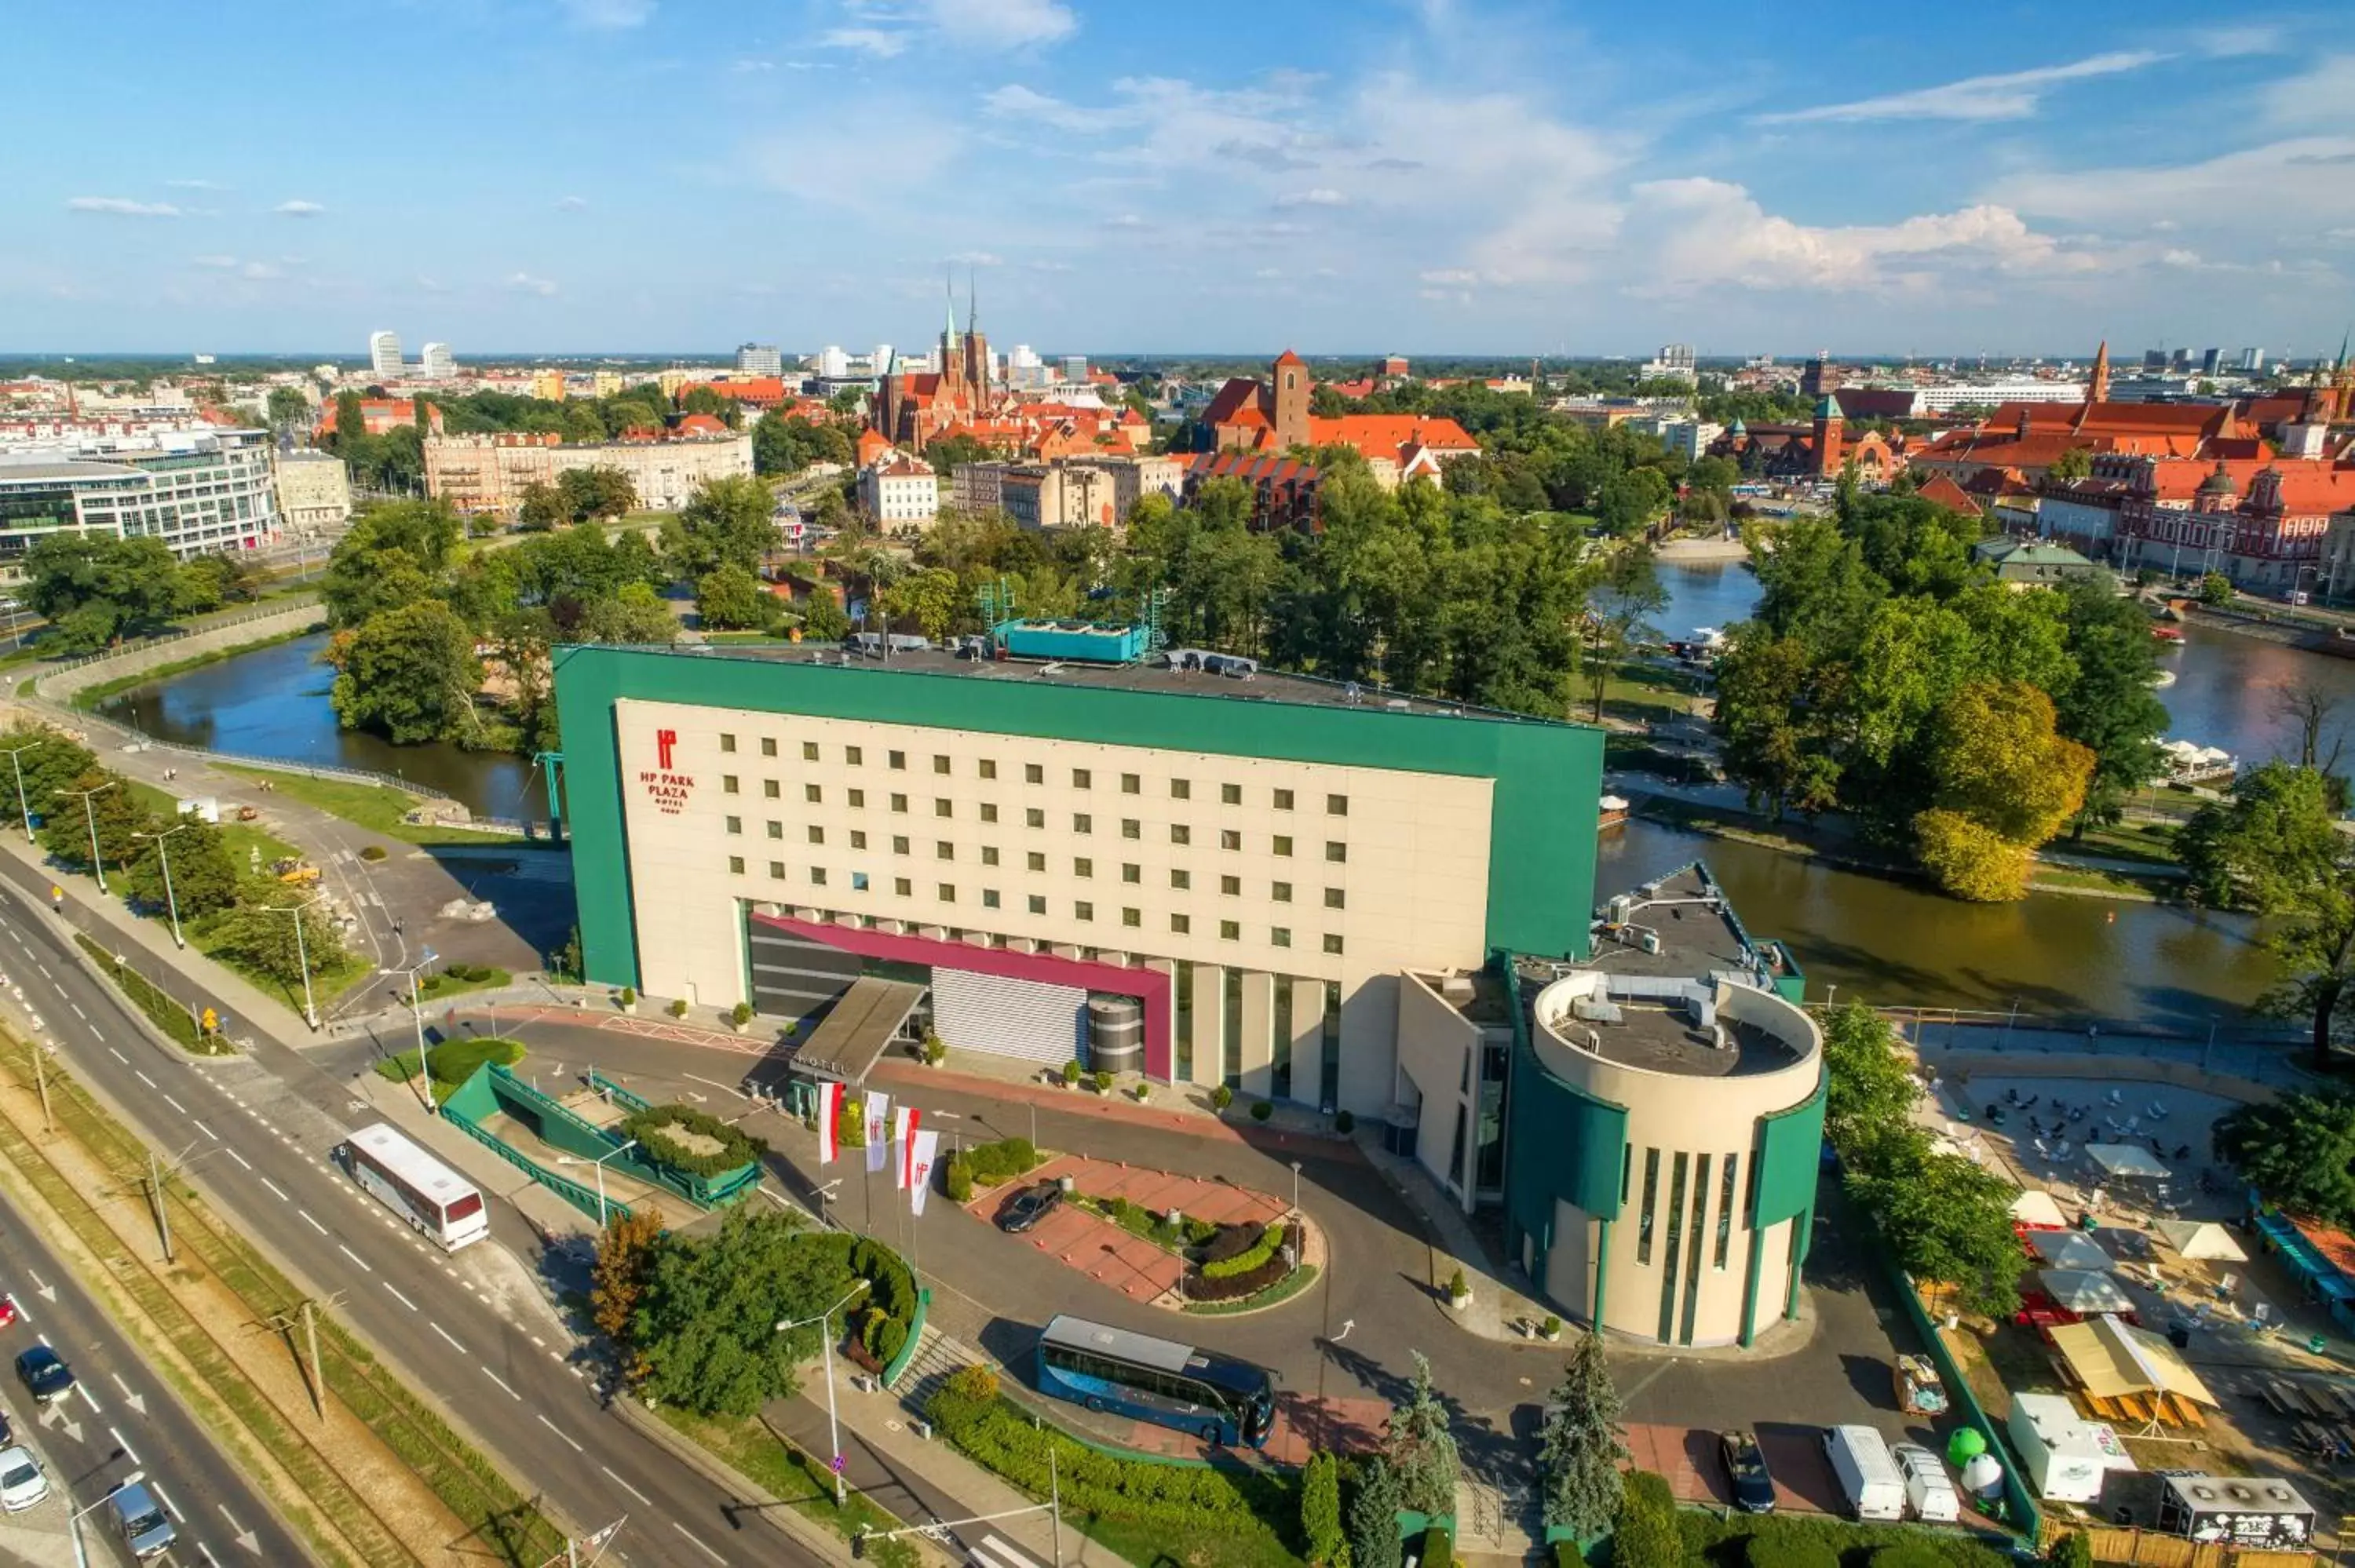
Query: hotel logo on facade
641,727,694,815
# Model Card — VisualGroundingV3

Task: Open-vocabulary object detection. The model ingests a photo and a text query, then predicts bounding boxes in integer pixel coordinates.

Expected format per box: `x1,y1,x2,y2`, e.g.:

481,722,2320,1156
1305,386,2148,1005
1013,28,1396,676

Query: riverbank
1655,534,1750,563
68,620,324,709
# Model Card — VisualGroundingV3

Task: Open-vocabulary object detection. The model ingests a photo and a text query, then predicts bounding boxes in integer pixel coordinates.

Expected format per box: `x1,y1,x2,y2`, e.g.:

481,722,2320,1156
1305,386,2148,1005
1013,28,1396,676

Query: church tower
2088,341,2111,404
939,283,965,401
1271,348,1311,451
962,272,991,403
1812,394,1845,478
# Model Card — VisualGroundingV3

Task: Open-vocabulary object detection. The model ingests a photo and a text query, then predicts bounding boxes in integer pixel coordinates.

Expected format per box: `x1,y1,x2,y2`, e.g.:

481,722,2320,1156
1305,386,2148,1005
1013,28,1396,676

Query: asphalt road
0,1175,305,1568
0,855,823,1568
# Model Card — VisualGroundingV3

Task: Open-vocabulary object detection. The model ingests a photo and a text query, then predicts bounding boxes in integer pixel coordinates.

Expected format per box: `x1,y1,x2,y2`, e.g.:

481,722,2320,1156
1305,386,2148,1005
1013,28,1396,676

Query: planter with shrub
1093,1069,1113,1094
360,844,389,862
667,997,690,1019
728,1001,755,1034
1447,1267,1470,1308
1541,1315,1562,1342
619,1104,768,1180
1335,1109,1355,1133
617,986,637,1014
1210,1084,1234,1110
1062,1059,1083,1087
1250,1099,1273,1121
922,1032,947,1067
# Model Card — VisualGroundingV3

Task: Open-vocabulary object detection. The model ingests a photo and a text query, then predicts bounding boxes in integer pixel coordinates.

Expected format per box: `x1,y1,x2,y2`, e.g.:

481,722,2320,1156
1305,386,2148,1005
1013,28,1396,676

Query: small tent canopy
2028,1229,2113,1271
2012,1190,2070,1228
2086,1143,2172,1179
2049,1315,2219,1406
2040,1269,2136,1315
2156,1220,2248,1263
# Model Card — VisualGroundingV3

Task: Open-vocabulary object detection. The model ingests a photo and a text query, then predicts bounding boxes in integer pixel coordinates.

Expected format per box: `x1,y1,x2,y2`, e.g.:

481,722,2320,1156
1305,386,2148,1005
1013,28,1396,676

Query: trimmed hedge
1675,1508,2014,1568
962,1136,1042,1187
1557,1544,1583,1568
1202,1221,1287,1281
619,1103,768,1179
944,1157,974,1202
1749,1538,1840,1568
1421,1524,1454,1567
787,1231,919,1372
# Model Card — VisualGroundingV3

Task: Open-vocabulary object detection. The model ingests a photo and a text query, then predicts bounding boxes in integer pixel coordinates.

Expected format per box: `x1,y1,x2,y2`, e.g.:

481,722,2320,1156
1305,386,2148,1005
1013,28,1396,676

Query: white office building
1641,344,1699,385
0,427,281,574
817,346,851,380
368,330,403,380
419,342,455,381
737,344,784,377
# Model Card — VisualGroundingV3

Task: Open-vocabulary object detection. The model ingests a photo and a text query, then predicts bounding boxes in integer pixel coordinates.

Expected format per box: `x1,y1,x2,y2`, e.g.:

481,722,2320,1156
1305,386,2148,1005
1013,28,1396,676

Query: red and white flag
896,1107,922,1189
907,1129,940,1216
864,1092,891,1174
890,1105,916,1188
816,1081,844,1165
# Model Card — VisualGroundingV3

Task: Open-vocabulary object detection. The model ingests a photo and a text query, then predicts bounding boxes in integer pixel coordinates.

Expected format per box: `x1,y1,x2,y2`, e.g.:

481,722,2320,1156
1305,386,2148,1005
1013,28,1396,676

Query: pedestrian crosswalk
966,1533,1048,1568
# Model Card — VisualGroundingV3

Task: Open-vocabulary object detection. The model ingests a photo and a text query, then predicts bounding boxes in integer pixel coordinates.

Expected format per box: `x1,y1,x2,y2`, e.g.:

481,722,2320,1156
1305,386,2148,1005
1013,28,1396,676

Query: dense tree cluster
2215,1088,2355,1223
24,534,259,652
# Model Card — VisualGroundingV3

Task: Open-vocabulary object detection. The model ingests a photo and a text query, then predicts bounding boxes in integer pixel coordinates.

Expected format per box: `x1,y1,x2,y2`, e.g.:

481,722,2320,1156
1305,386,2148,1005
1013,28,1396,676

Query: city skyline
5,1,2353,355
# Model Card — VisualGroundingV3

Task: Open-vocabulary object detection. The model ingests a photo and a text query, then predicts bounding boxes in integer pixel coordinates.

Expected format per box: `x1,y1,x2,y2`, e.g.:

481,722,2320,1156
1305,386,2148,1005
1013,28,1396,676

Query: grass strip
73,932,229,1055
69,622,323,709
371,1035,524,1101
218,766,553,848
655,1407,923,1568
17,1037,567,1565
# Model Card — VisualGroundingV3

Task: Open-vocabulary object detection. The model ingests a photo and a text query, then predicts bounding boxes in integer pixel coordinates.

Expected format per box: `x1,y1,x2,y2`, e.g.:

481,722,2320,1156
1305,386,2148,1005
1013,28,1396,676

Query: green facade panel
551,644,1605,990
1751,1076,1827,1229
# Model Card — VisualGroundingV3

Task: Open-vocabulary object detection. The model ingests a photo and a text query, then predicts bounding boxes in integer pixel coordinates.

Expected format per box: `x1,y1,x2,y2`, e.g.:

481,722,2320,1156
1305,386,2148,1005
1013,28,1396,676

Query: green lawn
124,780,304,871
1076,1513,1304,1568
654,1408,923,1568
371,1035,524,1099
216,766,539,847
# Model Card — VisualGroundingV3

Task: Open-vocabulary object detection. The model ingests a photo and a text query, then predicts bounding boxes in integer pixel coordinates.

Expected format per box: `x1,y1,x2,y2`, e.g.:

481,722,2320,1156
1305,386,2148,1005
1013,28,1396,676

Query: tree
1384,1351,1459,1519
1913,680,2091,899
2198,571,2233,605
1610,1472,1682,1568
1846,1132,2027,1315
663,475,776,578
1537,1330,1626,1537
516,481,568,533
1301,1452,1347,1567
2179,764,2355,1067
24,534,192,651
0,727,97,835
36,768,155,877
265,386,310,433
558,465,637,524
182,551,261,608
2048,446,2094,481
1345,1457,1403,1568
1914,808,2034,902
328,600,484,744
575,583,679,645
2270,681,2346,775
205,886,348,986
592,1209,666,1369
884,567,961,640
1582,545,1666,722
695,564,771,632
630,1210,866,1416
2055,578,2168,830
122,811,240,917
1712,633,1841,819
799,593,851,642
2214,1090,2355,1225
1594,467,1671,534
1816,1002,1920,1162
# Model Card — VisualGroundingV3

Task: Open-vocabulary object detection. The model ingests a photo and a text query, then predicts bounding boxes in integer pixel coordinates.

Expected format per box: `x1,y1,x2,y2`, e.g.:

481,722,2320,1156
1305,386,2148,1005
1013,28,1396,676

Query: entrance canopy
2028,1229,2113,1271
2050,1315,2218,1406
792,977,926,1085
2012,1190,2070,1229
2039,1269,2135,1315
2085,1143,2171,1180
2156,1220,2248,1263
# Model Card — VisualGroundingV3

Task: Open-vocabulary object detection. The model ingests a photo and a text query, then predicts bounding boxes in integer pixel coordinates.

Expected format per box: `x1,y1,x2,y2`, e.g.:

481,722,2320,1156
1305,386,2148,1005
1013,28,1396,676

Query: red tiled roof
675,414,729,436
1916,475,1979,515
2259,465,2355,515
1272,348,1307,369
1201,377,1269,428
1301,414,1480,467
1187,452,1318,485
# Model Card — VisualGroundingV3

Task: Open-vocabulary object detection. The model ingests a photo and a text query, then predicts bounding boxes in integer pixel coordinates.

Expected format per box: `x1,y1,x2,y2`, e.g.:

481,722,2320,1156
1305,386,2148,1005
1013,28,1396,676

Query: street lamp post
261,896,323,1029
592,1139,640,1228
0,742,42,845
776,1278,871,1508
55,782,118,894
396,949,441,1109
1290,1159,1302,1224
134,822,194,948
68,1470,147,1568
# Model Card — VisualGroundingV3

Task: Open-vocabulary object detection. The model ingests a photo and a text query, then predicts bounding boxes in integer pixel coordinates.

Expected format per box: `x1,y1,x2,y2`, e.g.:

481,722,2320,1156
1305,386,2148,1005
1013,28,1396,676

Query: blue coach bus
1035,1315,1276,1448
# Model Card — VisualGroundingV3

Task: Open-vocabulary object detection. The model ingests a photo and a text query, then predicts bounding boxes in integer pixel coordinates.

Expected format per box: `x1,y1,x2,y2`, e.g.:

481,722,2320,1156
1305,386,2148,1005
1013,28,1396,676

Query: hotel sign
641,727,694,814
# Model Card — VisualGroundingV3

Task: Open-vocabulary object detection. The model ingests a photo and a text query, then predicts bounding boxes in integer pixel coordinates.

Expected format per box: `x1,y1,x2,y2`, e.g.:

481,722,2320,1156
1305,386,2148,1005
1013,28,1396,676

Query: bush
729,1001,754,1026
1557,1544,1583,1568
962,1137,1041,1187
360,844,388,862
619,1104,767,1179
619,986,636,1006
944,1157,974,1203
1612,1471,1681,1568
1335,1109,1355,1133
1543,1314,1562,1336
1202,1222,1287,1281
1748,1538,1840,1568
1251,1099,1273,1121
1447,1267,1469,1300
2047,1534,2092,1568
1422,1526,1454,1568
1676,1510,2016,1568
1211,1084,1234,1110
1063,1059,1083,1085
1302,1451,1345,1566
1094,1069,1113,1093
922,1034,947,1066
667,997,690,1018
1870,1548,1949,1568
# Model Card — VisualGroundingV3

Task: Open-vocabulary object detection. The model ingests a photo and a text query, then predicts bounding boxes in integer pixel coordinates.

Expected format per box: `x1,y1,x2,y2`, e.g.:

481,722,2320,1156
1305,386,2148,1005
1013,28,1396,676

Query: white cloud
1276,188,1347,207
1988,137,2355,230
947,250,1003,266
1419,268,1479,284
560,0,652,27
917,0,1075,48
2193,25,2283,58
747,112,953,207
2266,55,2355,127
821,27,908,57
67,197,181,217
415,275,451,294
239,261,282,281
507,272,559,296
192,253,238,268
984,84,1097,130
1759,51,2166,124
165,178,223,191
731,58,776,73
557,195,590,210
276,199,326,217
1254,267,1283,279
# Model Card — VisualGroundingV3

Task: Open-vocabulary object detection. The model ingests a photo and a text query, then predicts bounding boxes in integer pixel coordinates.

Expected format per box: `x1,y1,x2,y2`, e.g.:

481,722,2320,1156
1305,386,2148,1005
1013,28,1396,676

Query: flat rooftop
1586,862,1767,980
633,642,1565,725
1554,1001,1797,1078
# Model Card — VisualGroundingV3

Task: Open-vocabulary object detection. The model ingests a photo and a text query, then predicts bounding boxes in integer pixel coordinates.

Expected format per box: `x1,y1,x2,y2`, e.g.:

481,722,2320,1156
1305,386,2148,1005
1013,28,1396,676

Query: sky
6,1,2353,359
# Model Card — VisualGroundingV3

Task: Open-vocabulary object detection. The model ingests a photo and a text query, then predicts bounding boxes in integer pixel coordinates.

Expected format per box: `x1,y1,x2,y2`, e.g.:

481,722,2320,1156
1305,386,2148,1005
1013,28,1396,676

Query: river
93,632,538,820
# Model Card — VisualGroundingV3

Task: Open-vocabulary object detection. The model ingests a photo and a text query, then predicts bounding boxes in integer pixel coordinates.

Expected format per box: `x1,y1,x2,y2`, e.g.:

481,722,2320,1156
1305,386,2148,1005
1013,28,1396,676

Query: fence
437,1063,631,1224
35,599,322,679
2048,1523,2318,1568
1896,1013,2318,1096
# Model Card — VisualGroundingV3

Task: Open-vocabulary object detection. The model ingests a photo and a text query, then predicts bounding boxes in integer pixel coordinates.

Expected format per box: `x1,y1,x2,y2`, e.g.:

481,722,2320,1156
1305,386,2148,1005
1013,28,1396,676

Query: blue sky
6,1,2352,358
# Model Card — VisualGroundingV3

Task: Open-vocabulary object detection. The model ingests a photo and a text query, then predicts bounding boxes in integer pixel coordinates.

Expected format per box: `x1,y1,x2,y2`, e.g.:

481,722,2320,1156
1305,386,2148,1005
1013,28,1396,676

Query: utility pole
0,743,41,844
25,1039,50,1133
148,1149,172,1264
1049,1446,1062,1568
55,782,118,894
135,822,193,948
301,1300,322,1419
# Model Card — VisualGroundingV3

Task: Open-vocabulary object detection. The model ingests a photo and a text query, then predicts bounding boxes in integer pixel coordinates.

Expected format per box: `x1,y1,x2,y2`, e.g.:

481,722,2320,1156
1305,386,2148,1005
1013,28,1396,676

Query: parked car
997,1181,1062,1234
13,1347,72,1406
0,1295,20,1330
110,1480,177,1559
1892,1442,1962,1523
1823,1424,1907,1521
0,1446,46,1512
1718,1430,1777,1514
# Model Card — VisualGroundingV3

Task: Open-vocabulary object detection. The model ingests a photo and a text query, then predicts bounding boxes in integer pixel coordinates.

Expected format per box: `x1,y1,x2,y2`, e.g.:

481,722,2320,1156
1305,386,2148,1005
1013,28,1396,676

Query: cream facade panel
1288,979,1329,1109
1238,970,1276,1098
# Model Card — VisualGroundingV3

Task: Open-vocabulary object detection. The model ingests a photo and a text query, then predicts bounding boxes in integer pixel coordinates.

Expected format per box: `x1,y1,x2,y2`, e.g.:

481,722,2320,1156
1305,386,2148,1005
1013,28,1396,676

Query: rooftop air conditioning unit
1572,997,1622,1024
1439,975,1475,1003
1607,895,1634,924
1639,930,1662,955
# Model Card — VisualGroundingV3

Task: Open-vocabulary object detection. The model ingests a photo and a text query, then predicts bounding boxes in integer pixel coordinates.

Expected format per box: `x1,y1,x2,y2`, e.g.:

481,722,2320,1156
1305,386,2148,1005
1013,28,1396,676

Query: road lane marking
193,1119,217,1140
225,1150,251,1171
163,1094,186,1114
85,1026,101,1043
383,1282,416,1311
109,1425,138,1464
196,1545,224,1568
134,1070,156,1088
481,1367,520,1400
152,1481,183,1520
106,1048,126,1063
298,1210,327,1236
75,1382,101,1415
672,1523,725,1563
600,1467,652,1507
67,1003,83,1019
535,1413,584,1452
337,1244,371,1272
260,1177,287,1201
429,1322,465,1352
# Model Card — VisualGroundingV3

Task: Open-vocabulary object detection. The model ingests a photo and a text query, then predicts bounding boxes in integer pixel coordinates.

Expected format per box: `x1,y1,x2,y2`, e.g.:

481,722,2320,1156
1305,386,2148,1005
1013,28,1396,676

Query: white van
1892,1442,1962,1522
1823,1424,1908,1521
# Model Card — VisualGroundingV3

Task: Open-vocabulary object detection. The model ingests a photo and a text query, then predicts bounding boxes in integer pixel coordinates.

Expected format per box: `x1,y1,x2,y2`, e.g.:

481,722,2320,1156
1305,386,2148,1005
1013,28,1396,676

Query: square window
1170,778,1191,800
936,841,954,859
938,884,955,902
981,845,999,866
1324,933,1345,954
1170,869,1192,890
761,737,778,757
889,750,906,770
1072,768,1092,789
1273,788,1294,810
1121,772,1141,794
1028,851,1046,872
1221,874,1241,895
979,759,998,779
1171,913,1192,934
846,746,864,765
852,871,870,891
890,793,908,813
850,830,868,849
1325,888,1346,909
724,775,740,794
1220,830,1242,851
803,783,821,803
983,889,1001,909
1075,902,1094,922
848,788,865,808
1326,841,1347,863
893,835,910,855
1025,763,1044,784
720,734,736,753
725,815,743,834
1122,907,1141,928
1026,808,1046,829
807,826,824,844
933,754,951,774
980,803,999,823
1327,793,1349,816
1121,819,1141,840
1170,824,1191,845
895,877,912,895
1221,782,1241,805
1122,863,1141,884
935,798,952,818
1028,894,1047,914
1272,881,1292,902
764,779,780,799
728,855,745,873
771,861,787,879
1219,920,1240,940
810,867,827,886
801,741,819,760
1072,813,1092,834
1074,858,1093,878
768,821,784,839
1273,836,1294,857
1272,928,1292,947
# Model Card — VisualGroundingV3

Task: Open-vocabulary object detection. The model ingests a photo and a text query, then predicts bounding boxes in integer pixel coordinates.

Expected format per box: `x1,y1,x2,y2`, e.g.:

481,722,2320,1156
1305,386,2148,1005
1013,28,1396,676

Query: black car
996,1181,1062,1234
13,1347,72,1406
1719,1430,1776,1514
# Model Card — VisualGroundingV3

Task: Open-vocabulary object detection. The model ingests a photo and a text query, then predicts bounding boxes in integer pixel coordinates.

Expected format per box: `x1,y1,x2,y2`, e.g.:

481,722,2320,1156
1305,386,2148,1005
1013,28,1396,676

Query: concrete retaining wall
1920,1047,2281,1107
37,601,324,702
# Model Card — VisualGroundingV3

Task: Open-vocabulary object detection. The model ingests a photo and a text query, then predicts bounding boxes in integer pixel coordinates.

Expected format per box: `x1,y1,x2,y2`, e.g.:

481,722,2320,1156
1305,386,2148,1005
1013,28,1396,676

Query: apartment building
0,427,281,570
423,429,752,516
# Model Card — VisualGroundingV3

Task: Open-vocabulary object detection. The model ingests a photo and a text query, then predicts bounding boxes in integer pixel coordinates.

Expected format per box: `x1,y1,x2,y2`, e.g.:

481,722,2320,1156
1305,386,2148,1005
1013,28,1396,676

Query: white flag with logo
907,1129,940,1216
864,1092,891,1174
816,1081,843,1165
890,1105,915,1188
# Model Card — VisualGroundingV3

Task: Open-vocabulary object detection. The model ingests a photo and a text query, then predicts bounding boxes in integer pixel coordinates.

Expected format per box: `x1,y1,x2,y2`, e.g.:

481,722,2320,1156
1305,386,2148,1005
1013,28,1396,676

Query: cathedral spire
967,267,979,335
944,275,958,344
2088,340,2110,404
